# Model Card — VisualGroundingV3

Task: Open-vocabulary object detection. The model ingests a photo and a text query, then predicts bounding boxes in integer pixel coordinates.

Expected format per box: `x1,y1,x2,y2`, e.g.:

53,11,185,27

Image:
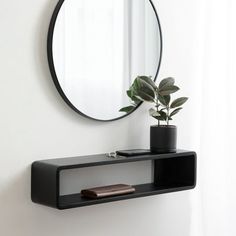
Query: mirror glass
50,0,162,121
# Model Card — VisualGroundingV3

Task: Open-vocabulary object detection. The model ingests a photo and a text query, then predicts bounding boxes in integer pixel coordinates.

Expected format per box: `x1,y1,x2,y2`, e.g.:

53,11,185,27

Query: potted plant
120,76,188,153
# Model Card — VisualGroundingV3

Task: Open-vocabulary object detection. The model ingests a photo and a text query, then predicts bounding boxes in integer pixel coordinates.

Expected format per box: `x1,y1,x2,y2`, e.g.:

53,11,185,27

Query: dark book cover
81,184,136,199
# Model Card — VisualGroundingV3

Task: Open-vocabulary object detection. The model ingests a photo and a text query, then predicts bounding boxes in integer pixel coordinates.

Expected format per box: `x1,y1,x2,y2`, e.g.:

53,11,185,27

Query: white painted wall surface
0,0,202,235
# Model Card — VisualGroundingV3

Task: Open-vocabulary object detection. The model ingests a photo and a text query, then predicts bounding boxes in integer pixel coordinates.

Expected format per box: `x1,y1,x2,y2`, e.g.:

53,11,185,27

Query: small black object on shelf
116,149,152,157
150,125,177,153
31,150,196,210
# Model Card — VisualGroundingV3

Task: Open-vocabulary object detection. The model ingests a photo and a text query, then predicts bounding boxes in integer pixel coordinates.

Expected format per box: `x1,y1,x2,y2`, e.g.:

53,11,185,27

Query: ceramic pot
150,125,177,153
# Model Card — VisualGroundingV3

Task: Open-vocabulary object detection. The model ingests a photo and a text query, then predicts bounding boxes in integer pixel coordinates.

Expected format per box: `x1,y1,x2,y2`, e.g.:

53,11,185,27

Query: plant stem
155,99,160,126
166,106,169,126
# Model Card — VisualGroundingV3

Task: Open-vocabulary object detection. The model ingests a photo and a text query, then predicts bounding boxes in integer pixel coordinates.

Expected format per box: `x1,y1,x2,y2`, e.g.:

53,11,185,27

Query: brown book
81,184,135,199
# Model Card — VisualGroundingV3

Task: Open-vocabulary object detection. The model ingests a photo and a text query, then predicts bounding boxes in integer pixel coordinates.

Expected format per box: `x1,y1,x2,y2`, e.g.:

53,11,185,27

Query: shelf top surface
34,150,196,169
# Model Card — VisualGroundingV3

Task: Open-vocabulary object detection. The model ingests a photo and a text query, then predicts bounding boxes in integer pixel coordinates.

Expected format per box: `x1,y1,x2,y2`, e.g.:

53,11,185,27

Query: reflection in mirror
50,0,162,121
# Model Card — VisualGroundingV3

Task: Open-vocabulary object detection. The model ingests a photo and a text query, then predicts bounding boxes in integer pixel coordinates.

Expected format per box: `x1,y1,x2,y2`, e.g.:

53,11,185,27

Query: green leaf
159,77,175,90
119,106,135,113
134,91,155,102
151,110,166,121
132,78,140,91
159,85,179,96
138,76,157,90
127,90,132,99
137,77,155,93
170,107,183,117
170,97,188,108
159,110,167,120
131,77,156,102
149,108,160,117
127,90,141,104
158,95,170,106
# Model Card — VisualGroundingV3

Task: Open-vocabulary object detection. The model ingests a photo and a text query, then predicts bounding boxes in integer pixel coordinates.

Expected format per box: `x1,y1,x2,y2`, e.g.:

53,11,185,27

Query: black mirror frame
47,0,163,122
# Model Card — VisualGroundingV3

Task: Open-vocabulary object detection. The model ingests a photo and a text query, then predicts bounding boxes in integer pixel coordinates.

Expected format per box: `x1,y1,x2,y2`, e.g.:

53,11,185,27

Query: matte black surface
47,0,163,122
37,149,193,169
116,149,152,156
59,183,194,209
31,162,59,208
150,125,177,153
31,150,197,210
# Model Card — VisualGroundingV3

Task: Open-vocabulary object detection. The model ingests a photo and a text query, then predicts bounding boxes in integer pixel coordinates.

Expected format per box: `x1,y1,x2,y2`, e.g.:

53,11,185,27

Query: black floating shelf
31,150,197,210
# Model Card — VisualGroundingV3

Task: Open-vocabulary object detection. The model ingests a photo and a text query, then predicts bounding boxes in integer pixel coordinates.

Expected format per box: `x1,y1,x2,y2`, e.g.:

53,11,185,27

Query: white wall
0,0,202,235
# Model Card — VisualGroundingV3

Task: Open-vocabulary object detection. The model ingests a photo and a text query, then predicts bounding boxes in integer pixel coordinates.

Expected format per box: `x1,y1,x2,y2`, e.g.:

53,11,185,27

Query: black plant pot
150,125,177,153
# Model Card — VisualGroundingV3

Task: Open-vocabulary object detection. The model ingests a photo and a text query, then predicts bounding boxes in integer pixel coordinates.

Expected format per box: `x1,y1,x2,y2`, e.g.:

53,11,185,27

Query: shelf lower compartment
59,182,195,209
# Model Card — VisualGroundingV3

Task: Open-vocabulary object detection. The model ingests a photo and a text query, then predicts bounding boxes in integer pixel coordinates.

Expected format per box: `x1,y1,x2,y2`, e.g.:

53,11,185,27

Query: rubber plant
120,76,188,125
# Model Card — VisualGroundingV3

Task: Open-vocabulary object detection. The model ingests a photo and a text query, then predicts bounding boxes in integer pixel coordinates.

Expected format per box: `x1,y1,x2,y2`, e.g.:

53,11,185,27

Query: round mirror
48,0,162,121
